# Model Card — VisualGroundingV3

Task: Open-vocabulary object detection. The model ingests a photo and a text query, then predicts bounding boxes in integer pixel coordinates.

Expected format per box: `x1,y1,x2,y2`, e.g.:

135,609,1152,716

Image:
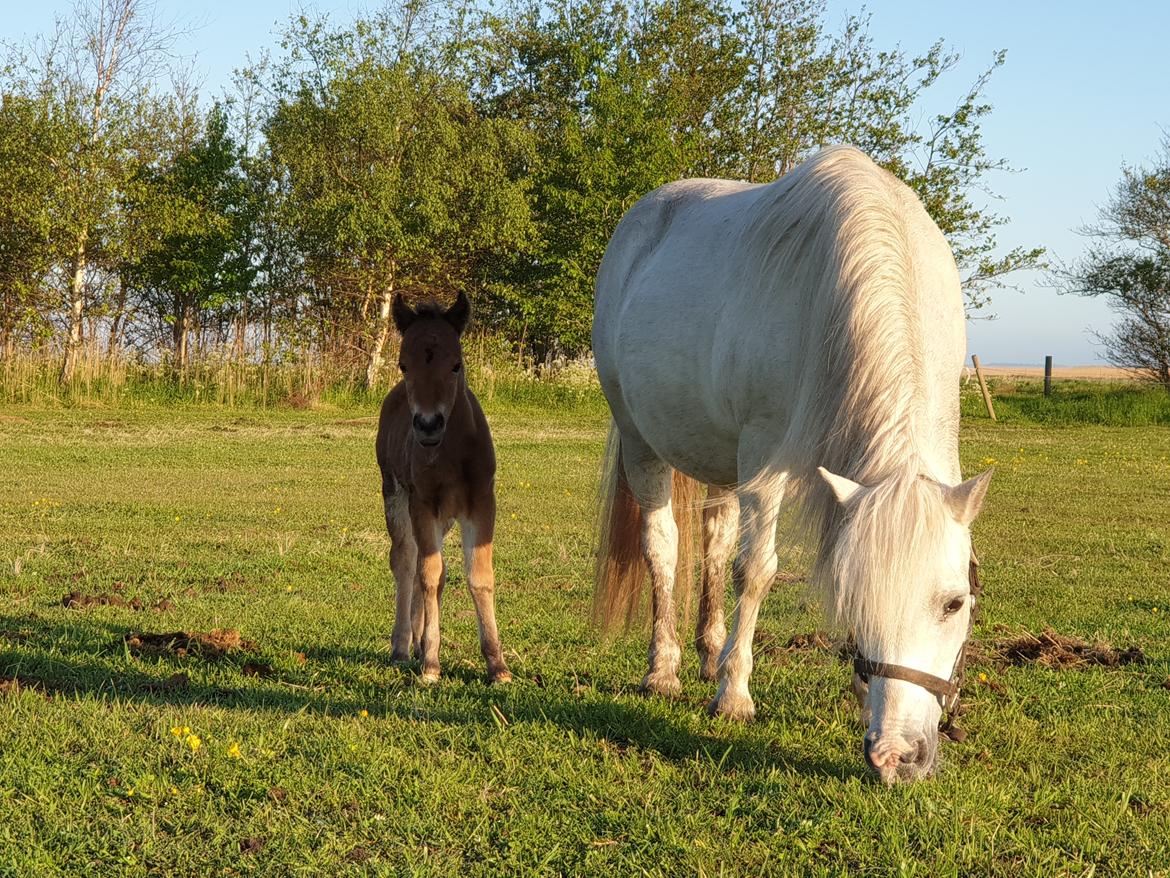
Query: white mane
736,146,955,643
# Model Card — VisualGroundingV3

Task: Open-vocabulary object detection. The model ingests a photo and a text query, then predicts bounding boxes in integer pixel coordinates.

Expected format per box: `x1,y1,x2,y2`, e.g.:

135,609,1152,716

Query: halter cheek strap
852,551,982,730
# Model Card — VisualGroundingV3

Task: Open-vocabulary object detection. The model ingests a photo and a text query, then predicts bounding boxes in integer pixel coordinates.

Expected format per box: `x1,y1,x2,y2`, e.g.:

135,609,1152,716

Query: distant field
0,390,1167,875
977,365,1130,380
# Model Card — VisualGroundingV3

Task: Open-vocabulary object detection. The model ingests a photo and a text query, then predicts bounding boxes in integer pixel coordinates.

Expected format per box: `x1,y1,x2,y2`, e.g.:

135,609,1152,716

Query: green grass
962,378,1170,426
1,391,1168,876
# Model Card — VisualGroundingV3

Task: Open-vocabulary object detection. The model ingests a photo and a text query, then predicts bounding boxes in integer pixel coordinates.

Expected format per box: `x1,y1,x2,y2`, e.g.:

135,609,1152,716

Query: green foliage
122,104,259,366
260,6,536,383
1058,136,1170,390
1,0,1044,376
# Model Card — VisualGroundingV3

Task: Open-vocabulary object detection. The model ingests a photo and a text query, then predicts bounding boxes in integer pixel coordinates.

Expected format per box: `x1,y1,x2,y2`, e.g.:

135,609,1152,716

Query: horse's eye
943,596,965,616
398,361,406,373
452,361,462,373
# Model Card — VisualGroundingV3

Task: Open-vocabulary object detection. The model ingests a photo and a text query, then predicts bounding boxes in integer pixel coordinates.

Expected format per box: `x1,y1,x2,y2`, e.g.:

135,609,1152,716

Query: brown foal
374,292,511,684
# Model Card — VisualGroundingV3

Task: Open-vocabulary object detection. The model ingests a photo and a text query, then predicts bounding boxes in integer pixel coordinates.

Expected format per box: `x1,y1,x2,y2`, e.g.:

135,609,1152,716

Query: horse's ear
943,469,993,526
392,294,416,334
444,290,470,336
818,467,864,506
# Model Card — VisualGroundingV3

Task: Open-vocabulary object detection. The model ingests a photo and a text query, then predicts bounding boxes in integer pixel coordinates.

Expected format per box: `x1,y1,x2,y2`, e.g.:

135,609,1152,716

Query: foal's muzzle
412,412,445,446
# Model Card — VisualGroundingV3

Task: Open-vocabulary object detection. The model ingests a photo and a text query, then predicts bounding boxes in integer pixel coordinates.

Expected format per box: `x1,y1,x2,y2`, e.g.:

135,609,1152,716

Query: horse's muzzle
413,412,445,446
863,731,937,783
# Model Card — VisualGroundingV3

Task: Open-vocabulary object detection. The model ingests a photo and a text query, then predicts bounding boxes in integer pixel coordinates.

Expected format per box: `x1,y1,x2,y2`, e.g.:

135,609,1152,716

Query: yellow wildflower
359,709,369,718
227,741,242,759
186,734,202,753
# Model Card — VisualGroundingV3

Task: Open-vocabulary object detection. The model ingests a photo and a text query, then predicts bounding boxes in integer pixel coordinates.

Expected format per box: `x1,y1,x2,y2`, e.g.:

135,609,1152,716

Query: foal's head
392,292,471,448
817,466,992,783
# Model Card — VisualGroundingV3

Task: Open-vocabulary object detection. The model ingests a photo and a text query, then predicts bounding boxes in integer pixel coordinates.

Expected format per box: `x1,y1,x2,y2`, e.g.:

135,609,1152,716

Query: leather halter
852,549,982,732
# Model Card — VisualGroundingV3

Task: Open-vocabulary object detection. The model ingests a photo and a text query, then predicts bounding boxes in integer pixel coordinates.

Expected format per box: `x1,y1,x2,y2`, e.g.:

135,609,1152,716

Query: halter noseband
852,549,982,732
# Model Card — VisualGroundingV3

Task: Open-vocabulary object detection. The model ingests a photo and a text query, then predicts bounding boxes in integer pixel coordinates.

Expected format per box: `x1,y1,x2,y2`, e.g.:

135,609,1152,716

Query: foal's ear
444,290,471,336
392,294,417,334
817,467,865,505
943,469,993,526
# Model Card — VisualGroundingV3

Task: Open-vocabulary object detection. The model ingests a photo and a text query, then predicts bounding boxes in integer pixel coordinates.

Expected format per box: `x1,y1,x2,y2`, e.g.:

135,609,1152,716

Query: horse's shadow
0,610,863,780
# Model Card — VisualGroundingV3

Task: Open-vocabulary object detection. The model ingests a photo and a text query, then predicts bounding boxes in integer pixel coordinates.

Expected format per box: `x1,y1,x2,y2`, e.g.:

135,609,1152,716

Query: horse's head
817,465,992,783
392,292,471,448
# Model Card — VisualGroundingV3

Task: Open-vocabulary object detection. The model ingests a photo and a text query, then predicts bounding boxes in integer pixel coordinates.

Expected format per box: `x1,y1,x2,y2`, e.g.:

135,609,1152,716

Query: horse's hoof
419,669,441,685
489,669,513,685
708,691,755,721
639,672,682,698
698,659,721,683
390,650,411,664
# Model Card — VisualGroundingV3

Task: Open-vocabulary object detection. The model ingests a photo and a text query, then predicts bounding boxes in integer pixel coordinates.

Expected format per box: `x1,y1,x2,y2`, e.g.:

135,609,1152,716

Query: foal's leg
623,445,682,697
411,510,446,683
696,485,738,682
384,486,418,663
460,498,511,684
709,473,785,721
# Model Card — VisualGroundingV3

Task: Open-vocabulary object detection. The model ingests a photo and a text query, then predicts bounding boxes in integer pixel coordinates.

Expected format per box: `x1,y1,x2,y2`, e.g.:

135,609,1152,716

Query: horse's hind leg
622,441,682,697
384,483,417,663
697,485,738,681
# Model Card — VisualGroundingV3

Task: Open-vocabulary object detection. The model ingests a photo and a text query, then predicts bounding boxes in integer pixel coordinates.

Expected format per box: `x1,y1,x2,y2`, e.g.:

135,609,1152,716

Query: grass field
1,384,1168,876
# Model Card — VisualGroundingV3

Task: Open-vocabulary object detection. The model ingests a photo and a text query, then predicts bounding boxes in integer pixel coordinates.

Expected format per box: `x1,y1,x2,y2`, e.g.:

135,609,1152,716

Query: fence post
1044,355,1053,397
971,354,996,421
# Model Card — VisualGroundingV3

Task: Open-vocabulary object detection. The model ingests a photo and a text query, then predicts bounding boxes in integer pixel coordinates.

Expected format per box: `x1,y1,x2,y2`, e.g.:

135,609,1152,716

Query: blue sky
5,0,1168,365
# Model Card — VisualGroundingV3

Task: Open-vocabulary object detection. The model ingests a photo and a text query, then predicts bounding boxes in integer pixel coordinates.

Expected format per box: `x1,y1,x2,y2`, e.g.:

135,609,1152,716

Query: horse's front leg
411,507,445,683
384,486,418,663
709,475,784,720
460,494,511,684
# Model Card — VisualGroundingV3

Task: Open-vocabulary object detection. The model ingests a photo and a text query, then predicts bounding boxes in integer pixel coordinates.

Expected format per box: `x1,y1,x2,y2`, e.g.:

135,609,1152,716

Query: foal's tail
592,423,702,631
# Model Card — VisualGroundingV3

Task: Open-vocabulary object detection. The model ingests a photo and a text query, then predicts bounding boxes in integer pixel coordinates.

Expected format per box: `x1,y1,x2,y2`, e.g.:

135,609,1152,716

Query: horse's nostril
863,735,878,770
413,413,444,434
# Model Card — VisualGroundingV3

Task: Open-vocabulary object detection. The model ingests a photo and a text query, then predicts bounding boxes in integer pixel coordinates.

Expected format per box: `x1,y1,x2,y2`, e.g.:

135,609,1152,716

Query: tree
30,0,183,381
480,0,1042,356
1058,135,1170,391
0,90,71,357
122,103,257,371
261,6,535,387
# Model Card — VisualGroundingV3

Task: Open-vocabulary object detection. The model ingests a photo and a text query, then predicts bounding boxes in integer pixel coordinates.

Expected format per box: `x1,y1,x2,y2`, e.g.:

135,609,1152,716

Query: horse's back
592,145,965,485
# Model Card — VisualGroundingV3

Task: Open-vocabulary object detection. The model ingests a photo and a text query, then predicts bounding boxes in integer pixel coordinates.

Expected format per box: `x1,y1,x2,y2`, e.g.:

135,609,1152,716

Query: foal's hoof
390,649,411,664
418,668,441,685
488,669,513,685
707,688,756,721
639,671,682,698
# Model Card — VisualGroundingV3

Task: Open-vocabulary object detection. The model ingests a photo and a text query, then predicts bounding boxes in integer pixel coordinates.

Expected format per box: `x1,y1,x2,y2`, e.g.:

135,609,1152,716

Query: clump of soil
63,592,142,610
63,592,174,612
125,629,257,659
980,628,1146,669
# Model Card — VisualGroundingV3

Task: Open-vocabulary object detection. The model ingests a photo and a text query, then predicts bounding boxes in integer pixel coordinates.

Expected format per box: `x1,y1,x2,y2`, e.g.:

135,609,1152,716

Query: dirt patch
63,591,143,610
63,592,174,612
0,676,51,698
757,627,1145,673
239,837,266,855
125,629,257,660
754,630,848,659
975,628,1146,670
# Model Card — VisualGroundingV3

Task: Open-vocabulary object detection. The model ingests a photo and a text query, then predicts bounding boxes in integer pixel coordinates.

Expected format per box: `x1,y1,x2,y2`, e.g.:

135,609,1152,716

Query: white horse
592,145,992,783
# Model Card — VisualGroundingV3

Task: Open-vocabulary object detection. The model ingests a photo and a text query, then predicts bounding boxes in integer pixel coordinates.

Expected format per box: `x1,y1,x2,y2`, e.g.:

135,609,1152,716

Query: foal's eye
398,361,406,373
452,361,462,373
943,596,966,616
